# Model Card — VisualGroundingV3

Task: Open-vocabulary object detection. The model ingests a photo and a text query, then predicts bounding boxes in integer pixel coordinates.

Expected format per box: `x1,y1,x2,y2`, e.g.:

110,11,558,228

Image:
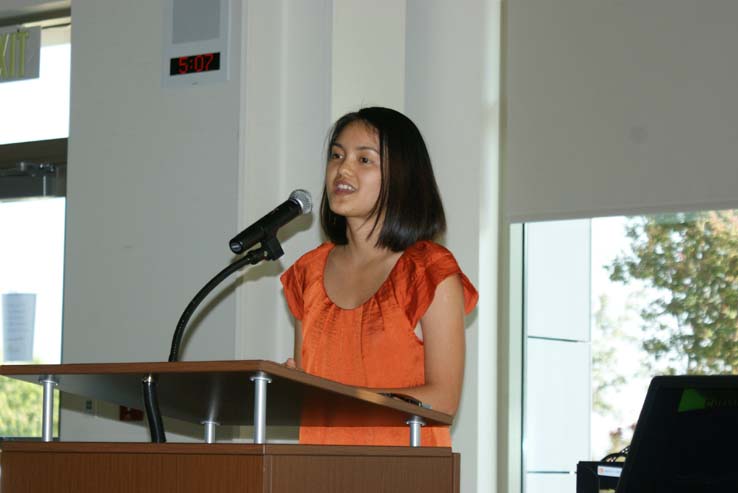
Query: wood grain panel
1,449,264,493
270,454,453,493
0,443,459,493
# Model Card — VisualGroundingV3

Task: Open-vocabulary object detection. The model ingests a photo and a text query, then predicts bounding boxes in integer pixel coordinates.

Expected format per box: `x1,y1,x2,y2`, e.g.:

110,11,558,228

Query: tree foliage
0,376,42,436
0,375,59,437
608,211,738,374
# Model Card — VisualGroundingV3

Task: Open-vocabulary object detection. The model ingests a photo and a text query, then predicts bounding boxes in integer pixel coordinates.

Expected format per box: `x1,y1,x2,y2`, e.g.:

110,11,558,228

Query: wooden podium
0,360,459,492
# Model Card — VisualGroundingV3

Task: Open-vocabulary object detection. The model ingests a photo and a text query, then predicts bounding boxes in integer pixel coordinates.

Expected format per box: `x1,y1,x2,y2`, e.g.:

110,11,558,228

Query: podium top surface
0,360,453,427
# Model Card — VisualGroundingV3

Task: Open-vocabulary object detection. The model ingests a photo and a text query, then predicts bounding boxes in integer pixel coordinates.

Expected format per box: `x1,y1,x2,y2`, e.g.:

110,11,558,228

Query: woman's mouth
334,182,356,194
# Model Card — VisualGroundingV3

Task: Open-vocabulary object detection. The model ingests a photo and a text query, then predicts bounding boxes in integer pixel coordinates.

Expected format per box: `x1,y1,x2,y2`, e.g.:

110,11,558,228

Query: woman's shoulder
282,242,333,281
401,240,457,266
391,240,462,286
293,242,334,265
392,240,478,321
281,243,334,320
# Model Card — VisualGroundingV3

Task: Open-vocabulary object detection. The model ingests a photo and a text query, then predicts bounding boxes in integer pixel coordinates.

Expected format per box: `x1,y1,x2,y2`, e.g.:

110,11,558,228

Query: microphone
229,189,312,254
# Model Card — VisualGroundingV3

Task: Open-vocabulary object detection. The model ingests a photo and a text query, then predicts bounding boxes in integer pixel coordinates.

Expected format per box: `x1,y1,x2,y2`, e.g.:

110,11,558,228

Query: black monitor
616,375,738,492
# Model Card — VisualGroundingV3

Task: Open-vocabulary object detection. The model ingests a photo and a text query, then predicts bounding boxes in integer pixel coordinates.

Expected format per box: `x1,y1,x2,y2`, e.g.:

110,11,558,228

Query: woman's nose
335,157,354,176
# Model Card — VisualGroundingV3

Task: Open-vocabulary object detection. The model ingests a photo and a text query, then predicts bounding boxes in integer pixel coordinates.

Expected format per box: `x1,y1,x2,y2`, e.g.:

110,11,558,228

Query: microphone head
289,189,312,214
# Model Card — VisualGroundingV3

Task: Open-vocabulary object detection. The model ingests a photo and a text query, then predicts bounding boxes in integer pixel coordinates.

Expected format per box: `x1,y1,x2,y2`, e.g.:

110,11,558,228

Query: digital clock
169,52,221,76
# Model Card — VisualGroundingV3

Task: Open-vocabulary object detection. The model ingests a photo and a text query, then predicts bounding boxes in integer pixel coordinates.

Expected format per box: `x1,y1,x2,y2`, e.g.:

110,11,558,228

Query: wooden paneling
1,447,264,493
0,442,458,493
270,454,453,492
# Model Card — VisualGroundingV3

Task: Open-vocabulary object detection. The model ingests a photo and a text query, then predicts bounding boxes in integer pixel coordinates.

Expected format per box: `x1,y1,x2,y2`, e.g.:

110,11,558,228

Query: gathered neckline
320,242,415,311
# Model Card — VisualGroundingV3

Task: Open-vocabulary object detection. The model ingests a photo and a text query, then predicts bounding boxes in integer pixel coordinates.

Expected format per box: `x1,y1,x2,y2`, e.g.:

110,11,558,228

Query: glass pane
523,220,592,488
0,197,65,437
591,216,650,458
0,26,71,145
522,209,738,492
0,23,69,438
591,210,738,458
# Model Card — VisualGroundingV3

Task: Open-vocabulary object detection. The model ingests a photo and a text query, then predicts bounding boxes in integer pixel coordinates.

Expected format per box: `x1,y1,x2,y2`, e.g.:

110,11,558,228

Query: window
520,209,738,492
0,20,70,438
0,23,70,145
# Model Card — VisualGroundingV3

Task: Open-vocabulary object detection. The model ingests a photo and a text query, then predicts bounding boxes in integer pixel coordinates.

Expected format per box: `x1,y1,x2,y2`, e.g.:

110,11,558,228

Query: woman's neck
342,216,388,263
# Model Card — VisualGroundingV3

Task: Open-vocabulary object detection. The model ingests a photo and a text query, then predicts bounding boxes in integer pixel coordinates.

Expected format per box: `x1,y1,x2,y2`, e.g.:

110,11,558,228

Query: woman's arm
378,274,467,416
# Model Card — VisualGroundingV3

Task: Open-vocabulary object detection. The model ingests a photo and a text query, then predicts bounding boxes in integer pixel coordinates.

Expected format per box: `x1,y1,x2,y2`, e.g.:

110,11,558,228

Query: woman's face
325,121,383,222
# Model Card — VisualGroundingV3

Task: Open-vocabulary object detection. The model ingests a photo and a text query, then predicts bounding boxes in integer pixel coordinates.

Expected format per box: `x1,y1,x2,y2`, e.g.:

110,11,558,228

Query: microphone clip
242,234,284,265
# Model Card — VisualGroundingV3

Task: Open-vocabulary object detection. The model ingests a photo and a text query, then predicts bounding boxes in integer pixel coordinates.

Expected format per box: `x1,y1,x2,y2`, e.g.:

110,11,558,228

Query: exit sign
0,26,41,83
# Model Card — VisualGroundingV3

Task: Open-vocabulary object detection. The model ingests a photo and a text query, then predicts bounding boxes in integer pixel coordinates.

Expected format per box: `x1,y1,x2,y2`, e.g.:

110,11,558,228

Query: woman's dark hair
320,107,446,252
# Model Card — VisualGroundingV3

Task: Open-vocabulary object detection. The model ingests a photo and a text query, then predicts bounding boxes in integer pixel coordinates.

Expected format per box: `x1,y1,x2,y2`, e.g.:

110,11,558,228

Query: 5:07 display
169,52,221,76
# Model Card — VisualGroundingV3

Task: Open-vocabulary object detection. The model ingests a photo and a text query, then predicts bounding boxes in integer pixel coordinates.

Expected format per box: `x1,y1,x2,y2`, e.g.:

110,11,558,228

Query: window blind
504,1,738,222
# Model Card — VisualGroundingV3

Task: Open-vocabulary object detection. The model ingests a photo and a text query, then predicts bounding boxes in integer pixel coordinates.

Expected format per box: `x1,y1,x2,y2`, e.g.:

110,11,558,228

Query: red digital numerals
177,53,216,74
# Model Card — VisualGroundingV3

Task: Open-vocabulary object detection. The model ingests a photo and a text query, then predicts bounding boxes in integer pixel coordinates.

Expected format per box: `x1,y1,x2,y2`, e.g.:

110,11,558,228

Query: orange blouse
280,240,478,446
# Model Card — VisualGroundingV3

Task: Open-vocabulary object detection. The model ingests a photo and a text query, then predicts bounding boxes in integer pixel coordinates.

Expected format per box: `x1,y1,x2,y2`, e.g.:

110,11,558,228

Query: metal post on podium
250,372,272,444
39,375,58,442
406,415,426,447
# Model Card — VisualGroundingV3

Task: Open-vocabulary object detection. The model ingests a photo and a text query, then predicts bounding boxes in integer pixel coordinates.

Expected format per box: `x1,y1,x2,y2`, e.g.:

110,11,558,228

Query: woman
281,107,477,446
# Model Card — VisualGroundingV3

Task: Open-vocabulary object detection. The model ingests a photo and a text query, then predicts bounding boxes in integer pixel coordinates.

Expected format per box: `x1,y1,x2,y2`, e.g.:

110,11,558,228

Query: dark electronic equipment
615,376,738,493
576,461,623,493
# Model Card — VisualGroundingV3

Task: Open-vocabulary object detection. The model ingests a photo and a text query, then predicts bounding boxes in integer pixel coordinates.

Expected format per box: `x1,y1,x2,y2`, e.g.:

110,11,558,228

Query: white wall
406,2,500,492
64,0,241,365
60,0,245,440
331,0,406,118
235,0,331,363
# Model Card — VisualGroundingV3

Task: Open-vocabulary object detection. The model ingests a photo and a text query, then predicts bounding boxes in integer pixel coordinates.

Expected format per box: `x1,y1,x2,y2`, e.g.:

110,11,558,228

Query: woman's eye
330,152,342,160
359,156,372,164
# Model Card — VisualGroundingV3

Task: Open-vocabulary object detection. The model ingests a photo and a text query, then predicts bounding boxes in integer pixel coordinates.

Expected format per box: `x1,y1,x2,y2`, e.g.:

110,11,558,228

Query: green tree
0,375,59,437
608,211,738,374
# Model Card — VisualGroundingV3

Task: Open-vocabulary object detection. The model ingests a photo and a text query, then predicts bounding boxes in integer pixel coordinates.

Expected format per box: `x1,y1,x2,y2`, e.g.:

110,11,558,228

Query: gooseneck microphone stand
142,235,285,443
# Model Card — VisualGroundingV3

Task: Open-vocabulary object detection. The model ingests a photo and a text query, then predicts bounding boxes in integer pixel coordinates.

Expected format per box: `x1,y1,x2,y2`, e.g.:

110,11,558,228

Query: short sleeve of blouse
402,242,479,328
280,262,305,321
